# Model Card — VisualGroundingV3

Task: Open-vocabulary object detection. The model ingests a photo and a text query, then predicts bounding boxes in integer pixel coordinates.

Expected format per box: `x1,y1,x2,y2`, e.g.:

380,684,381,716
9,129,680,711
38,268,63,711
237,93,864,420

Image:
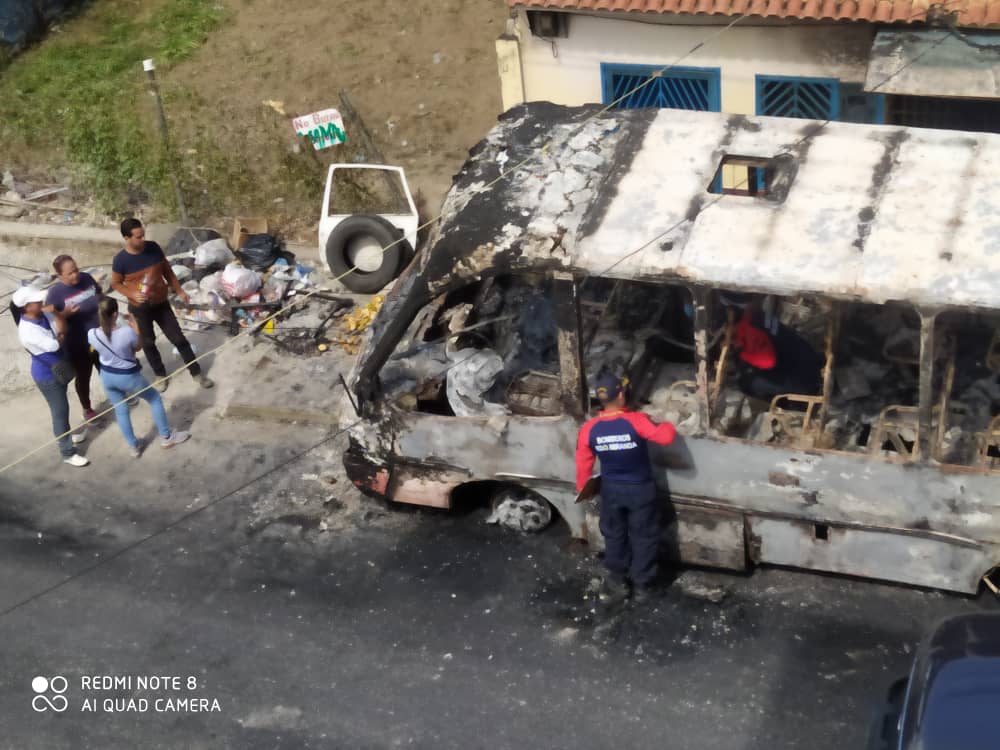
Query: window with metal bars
757,75,840,120
887,94,1000,134
756,75,884,124
600,63,721,112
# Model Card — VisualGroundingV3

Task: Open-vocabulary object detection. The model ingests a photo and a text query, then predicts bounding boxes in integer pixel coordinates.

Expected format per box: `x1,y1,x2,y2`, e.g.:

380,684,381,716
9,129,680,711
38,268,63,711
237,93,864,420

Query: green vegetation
0,0,223,212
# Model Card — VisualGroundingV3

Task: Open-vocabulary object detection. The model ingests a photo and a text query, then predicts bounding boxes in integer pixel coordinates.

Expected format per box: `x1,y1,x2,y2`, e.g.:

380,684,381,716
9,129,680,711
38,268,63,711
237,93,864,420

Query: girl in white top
88,297,189,457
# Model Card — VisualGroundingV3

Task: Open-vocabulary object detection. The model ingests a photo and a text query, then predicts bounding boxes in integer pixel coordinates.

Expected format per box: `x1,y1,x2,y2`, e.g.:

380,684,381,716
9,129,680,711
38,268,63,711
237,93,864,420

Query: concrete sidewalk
0,221,121,243
0,221,183,271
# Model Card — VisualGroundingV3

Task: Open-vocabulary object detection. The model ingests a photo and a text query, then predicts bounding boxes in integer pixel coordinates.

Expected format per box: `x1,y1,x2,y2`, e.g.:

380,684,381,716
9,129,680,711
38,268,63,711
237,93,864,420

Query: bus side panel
667,502,748,571
748,517,989,594
395,412,579,485
657,436,1000,543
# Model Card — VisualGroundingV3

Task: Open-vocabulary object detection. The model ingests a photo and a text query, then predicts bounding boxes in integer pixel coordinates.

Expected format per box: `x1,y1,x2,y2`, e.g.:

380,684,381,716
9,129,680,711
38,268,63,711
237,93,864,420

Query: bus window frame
573,277,702,430
372,270,588,421
921,307,1000,474
690,288,938,465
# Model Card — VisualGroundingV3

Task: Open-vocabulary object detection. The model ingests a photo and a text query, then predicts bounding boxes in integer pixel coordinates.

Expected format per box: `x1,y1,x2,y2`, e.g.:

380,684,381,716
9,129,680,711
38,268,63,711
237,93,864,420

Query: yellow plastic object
335,294,385,354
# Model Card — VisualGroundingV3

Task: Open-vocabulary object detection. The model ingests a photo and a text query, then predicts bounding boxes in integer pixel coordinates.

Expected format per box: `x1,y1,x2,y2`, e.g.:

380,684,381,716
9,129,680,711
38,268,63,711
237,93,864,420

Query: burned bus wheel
326,215,407,293
487,487,553,534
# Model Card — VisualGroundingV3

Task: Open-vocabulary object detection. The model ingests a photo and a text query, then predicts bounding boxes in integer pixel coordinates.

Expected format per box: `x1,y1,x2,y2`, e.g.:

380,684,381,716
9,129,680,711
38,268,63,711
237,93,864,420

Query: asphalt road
2,426,997,750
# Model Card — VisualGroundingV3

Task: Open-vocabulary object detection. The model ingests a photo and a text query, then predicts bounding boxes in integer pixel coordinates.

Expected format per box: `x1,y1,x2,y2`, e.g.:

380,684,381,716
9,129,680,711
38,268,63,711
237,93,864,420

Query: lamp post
143,58,189,225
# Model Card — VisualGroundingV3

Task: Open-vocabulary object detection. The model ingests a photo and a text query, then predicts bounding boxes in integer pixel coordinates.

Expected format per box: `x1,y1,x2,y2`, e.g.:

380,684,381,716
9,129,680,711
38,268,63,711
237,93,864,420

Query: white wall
513,11,875,115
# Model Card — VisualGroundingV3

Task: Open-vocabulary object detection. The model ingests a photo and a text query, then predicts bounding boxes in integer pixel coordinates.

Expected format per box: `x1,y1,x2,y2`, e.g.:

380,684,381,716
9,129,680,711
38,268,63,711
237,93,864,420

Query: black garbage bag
165,226,222,256
237,233,282,271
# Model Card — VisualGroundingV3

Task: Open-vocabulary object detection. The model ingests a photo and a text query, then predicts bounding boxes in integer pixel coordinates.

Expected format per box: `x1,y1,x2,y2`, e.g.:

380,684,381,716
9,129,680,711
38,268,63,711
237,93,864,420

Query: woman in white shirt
88,297,189,458
14,286,89,467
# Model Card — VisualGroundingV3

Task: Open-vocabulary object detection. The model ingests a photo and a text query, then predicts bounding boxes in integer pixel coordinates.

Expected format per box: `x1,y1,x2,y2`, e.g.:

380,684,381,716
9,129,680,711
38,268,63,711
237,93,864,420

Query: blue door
601,63,721,111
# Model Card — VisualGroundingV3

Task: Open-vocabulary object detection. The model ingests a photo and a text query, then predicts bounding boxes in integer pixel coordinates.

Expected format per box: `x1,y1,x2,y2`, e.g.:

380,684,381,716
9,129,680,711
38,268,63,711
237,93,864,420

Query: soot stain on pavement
0,505,95,553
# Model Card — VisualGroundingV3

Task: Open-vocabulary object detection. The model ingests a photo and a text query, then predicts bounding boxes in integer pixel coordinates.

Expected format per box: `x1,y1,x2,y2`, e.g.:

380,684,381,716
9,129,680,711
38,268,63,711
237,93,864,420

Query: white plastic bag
220,263,261,299
261,276,286,302
194,238,234,267
171,264,192,283
199,270,223,295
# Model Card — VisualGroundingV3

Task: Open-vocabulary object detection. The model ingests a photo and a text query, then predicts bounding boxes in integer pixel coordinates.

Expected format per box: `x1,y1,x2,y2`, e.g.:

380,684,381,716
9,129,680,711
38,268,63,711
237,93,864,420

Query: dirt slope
162,0,509,234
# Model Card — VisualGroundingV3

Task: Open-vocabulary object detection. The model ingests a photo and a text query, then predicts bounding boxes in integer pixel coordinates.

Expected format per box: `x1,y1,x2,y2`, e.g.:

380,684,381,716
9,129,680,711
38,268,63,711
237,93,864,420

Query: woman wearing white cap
13,285,89,467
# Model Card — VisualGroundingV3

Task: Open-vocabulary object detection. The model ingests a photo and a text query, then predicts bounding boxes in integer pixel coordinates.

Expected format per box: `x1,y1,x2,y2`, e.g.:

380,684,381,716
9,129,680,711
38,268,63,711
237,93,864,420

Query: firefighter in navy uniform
576,374,677,603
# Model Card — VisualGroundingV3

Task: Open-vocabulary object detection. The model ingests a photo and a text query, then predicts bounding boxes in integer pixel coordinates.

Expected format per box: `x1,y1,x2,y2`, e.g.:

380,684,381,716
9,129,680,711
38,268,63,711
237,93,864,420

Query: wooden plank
935,350,956,460
816,303,840,433
710,306,735,418
553,272,587,418
917,311,937,461
692,286,711,431
0,197,79,213
24,186,68,201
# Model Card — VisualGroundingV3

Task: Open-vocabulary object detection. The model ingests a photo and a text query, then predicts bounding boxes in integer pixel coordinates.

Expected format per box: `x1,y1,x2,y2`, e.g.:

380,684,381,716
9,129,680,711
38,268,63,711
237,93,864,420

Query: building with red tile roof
494,0,1000,132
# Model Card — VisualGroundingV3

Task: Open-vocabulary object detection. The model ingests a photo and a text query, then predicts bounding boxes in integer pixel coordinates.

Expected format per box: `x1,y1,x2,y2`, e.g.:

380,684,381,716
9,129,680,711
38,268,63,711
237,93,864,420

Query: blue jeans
100,369,171,448
599,480,662,588
36,378,73,458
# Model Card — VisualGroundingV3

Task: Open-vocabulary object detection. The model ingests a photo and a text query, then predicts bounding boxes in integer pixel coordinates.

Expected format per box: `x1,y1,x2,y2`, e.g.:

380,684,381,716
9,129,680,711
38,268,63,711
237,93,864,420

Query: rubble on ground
0,167,110,226
675,573,729,604
164,231,362,355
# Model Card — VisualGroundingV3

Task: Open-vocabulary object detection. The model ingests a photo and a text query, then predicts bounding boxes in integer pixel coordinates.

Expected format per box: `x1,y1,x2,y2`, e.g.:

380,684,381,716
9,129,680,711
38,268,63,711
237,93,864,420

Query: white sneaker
160,430,190,449
63,453,90,467
155,379,169,393
71,431,87,445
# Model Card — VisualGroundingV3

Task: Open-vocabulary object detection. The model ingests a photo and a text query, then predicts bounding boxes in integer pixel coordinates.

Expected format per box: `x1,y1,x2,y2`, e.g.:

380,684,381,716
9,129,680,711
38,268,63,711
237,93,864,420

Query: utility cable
0,4,971,617
0,331,525,621
0,0,965,475
0,11,754,476
0,422,360,620
596,4,963,285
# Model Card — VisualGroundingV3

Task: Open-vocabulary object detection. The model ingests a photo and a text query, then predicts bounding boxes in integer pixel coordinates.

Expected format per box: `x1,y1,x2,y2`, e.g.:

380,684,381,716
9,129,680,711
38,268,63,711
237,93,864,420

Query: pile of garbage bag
171,237,315,332
236,234,283,271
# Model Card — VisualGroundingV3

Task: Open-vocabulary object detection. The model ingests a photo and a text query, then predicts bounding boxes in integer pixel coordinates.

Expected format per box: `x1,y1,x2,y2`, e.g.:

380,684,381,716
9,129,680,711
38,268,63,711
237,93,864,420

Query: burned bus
340,102,1000,595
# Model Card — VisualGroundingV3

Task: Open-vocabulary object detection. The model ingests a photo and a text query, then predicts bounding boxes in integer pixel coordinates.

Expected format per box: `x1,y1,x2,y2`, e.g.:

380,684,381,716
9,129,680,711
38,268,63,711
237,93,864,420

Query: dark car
867,612,1000,750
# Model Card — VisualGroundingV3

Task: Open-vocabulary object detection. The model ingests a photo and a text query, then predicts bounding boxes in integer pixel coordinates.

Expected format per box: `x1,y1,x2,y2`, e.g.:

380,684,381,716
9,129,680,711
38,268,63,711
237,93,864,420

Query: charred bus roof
417,101,1000,311
356,102,1000,401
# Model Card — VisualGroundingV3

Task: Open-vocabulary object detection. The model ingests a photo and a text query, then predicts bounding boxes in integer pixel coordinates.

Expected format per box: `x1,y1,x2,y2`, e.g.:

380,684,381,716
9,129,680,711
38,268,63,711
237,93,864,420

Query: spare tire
325,214,408,294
